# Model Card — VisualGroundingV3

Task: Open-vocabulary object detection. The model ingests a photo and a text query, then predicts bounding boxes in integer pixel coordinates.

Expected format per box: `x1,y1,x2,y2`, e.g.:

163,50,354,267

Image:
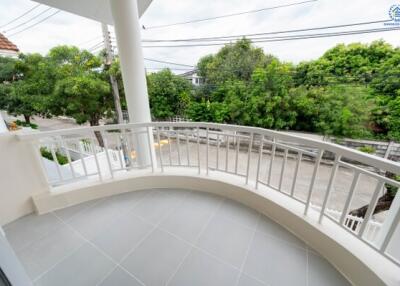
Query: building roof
179,69,198,77
0,33,19,52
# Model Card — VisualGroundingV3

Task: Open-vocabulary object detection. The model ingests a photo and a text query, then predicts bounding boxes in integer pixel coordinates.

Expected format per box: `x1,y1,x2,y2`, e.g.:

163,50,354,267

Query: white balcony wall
0,132,49,225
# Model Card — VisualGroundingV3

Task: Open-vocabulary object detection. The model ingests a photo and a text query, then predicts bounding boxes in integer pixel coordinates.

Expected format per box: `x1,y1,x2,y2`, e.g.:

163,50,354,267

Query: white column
109,0,154,168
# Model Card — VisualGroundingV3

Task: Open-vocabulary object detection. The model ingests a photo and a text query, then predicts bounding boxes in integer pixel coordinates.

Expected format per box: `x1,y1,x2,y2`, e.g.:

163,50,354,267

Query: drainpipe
109,0,155,168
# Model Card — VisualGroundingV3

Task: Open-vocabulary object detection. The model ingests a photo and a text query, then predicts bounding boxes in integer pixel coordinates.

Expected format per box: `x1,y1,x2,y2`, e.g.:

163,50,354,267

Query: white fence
18,122,400,267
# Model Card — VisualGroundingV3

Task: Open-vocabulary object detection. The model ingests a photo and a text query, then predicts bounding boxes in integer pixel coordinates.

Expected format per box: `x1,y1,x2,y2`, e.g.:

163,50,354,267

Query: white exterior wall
0,132,49,225
0,49,18,58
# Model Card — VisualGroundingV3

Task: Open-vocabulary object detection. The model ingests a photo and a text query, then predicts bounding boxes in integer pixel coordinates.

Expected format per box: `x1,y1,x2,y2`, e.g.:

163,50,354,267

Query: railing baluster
90,135,102,181
340,171,361,225
376,190,400,252
225,134,229,172
206,127,209,175
255,135,264,189
185,131,190,166
156,127,164,172
245,133,254,185
278,148,288,192
197,127,201,174
267,139,276,185
216,133,220,170
77,139,88,177
100,131,114,179
59,136,76,179
290,151,302,197
50,142,63,182
319,155,341,223
121,129,133,168
115,134,124,169
167,127,173,166
176,130,182,166
235,133,240,174
304,149,324,215
146,126,155,172
358,180,385,238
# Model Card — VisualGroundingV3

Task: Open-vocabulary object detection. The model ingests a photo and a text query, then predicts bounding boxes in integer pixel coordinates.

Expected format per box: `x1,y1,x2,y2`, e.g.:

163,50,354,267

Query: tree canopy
0,39,399,142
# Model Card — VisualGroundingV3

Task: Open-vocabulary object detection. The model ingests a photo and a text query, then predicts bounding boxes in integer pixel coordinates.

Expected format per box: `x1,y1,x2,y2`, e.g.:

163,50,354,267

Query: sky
0,0,399,72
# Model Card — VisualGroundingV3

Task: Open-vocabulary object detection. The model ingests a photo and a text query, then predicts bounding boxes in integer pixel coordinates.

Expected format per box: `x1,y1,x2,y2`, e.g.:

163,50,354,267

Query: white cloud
1,0,399,69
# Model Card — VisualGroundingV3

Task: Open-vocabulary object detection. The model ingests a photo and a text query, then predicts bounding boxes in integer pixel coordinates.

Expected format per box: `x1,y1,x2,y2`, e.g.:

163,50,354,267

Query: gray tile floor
4,189,351,286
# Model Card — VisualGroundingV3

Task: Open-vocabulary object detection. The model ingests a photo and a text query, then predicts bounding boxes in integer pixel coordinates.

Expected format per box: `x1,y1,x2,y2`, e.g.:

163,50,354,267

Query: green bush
386,175,400,197
40,147,68,165
357,145,376,154
15,119,38,129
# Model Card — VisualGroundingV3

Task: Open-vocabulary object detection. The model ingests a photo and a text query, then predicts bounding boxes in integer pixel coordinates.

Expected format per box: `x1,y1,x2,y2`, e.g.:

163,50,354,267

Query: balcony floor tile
121,228,191,286
34,242,115,286
168,248,239,286
98,267,143,286
4,188,350,286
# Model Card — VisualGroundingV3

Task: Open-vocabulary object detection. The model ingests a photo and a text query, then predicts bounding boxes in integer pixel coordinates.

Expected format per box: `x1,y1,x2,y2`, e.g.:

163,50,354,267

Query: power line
0,3,42,29
143,0,318,30
7,10,61,37
78,36,103,47
142,19,391,43
87,41,105,51
145,67,194,71
3,7,53,33
142,26,400,48
144,58,195,67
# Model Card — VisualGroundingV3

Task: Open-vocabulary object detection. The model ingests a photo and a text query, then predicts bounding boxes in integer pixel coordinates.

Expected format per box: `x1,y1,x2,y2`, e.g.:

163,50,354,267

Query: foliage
0,56,17,82
0,54,55,123
357,145,376,154
15,119,38,129
197,39,275,92
295,41,396,86
49,46,112,126
147,69,192,119
292,84,373,137
40,147,68,165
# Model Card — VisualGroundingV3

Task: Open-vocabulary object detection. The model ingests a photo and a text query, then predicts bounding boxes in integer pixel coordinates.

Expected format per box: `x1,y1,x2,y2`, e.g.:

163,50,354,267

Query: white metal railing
17,122,400,266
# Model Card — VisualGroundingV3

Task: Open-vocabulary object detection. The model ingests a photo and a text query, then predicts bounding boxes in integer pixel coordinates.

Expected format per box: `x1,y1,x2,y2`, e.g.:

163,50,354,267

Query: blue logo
385,4,400,25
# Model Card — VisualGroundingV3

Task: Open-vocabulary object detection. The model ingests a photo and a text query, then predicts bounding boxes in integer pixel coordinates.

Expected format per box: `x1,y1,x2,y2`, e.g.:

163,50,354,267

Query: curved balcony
2,122,400,285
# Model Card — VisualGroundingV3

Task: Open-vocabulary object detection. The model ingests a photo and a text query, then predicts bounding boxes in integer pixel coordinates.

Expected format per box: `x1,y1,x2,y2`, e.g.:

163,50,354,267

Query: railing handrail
17,122,400,174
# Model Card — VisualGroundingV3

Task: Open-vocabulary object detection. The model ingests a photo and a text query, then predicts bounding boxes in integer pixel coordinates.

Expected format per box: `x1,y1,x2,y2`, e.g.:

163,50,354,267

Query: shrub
40,147,68,165
15,119,38,129
357,145,376,154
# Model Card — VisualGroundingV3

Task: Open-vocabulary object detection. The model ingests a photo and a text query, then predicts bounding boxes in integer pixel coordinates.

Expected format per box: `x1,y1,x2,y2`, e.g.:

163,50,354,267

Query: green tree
293,84,373,138
197,38,275,94
49,46,112,145
147,69,192,119
0,53,55,123
0,56,17,82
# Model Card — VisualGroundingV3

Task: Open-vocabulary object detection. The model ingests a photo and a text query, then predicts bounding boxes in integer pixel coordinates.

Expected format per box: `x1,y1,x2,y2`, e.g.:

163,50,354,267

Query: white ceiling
32,0,153,24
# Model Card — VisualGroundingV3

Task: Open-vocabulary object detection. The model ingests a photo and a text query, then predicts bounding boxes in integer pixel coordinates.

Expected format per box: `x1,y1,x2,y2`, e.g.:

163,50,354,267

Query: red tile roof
0,33,19,52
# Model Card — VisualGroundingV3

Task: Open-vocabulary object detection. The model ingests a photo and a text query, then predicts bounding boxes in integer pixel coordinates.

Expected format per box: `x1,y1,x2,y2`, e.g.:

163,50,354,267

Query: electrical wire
144,58,195,67
7,10,61,37
142,26,400,48
143,0,318,30
142,19,391,42
3,7,53,33
87,41,105,51
0,3,42,29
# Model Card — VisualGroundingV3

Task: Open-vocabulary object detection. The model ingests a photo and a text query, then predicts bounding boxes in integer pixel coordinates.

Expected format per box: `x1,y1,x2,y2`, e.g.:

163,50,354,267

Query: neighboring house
180,69,204,86
0,33,19,58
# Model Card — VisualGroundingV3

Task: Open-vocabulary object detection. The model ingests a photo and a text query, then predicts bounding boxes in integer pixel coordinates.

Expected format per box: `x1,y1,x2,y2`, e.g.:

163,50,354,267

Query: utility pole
102,23,124,124
102,23,131,167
